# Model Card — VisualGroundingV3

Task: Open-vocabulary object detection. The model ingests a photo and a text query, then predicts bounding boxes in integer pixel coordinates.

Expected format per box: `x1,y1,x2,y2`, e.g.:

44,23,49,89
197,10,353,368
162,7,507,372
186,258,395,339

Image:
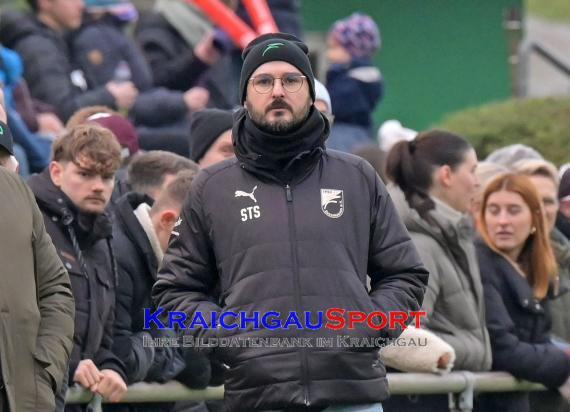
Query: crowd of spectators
1,1,570,411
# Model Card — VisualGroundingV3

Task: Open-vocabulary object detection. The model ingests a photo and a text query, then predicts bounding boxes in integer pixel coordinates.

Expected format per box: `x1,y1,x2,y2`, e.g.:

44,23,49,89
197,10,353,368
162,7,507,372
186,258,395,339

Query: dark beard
257,116,306,134
247,98,311,134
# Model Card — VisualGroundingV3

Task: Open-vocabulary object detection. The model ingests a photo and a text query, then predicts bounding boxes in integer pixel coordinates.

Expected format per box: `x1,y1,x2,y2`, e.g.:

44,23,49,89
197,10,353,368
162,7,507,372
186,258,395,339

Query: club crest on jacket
321,189,344,218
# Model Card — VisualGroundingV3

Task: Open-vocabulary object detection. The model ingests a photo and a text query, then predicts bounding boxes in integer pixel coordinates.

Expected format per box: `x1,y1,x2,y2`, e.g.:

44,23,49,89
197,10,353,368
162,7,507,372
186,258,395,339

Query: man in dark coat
112,169,216,412
153,33,428,412
0,0,137,122
0,90,75,411
112,168,206,380
70,3,210,156
28,123,128,409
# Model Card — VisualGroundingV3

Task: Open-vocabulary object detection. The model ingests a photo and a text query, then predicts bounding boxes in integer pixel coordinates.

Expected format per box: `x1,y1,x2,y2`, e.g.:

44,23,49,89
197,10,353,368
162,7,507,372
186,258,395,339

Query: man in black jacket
28,124,128,409
153,33,428,412
113,169,217,412
0,0,137,122
112,169,205,383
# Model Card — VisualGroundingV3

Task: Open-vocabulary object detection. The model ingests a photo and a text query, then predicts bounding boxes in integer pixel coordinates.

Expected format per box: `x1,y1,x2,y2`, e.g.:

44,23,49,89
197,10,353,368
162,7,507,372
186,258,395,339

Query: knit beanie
239,32,315,104
87,113,139,159
314,79,331,114
330,12,381,59
84,0,138,21
190,109,234,162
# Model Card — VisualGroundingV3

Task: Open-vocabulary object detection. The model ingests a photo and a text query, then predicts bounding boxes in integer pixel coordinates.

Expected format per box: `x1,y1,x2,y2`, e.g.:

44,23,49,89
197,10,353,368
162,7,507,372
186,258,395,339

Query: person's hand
106,81,139,111
194,31,221,65
183,87,210,112
96,369,127,402
0,87,7,124
37,112,64,136
73,359,103,391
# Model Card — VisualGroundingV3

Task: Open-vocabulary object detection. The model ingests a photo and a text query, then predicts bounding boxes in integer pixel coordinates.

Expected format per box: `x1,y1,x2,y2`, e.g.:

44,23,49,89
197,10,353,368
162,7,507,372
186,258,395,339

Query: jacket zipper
285,184,310,406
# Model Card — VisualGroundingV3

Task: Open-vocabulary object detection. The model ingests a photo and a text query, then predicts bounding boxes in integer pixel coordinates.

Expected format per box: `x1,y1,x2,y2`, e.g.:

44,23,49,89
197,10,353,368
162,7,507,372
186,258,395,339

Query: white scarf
133,203,164,264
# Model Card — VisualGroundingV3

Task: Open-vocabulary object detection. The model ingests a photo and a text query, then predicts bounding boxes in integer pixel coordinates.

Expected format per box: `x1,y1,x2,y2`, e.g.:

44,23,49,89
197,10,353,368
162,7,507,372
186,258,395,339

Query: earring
530,227,536,235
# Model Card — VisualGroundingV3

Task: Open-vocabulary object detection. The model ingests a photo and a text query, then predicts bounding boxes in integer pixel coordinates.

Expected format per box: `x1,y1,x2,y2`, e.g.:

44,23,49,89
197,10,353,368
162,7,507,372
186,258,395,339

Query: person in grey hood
153,32,428,412
383,130,491,410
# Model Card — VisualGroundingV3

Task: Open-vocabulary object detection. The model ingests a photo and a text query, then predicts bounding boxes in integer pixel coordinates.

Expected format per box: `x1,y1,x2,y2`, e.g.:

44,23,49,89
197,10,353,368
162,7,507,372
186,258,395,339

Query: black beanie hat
189,109,233,162
239,32,315,104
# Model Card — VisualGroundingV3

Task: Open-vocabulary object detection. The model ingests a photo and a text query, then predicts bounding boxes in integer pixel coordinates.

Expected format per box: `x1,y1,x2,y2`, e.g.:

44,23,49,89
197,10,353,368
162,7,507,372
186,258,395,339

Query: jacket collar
115,192,160,276
404,195,475,245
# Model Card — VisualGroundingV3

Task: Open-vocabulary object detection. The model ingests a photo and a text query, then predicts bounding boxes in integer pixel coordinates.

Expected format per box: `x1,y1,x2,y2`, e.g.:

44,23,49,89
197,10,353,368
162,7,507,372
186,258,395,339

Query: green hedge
437,97,570,166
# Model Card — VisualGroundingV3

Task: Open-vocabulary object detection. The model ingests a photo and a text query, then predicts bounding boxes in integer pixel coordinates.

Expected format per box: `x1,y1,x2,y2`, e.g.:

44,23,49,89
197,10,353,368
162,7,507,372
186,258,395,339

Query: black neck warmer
233,107,329,184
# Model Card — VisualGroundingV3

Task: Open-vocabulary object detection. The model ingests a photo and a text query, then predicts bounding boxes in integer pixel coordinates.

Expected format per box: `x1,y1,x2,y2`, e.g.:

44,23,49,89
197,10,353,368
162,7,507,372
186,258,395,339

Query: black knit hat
189,109,233,162
239,32,315,104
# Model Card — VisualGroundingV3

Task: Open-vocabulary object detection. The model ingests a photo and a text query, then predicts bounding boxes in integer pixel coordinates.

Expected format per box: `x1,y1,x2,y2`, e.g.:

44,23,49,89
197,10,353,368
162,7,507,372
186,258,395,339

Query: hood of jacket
401,193,481,296
28,170,113,248
406,199,474,246
114,191,159,277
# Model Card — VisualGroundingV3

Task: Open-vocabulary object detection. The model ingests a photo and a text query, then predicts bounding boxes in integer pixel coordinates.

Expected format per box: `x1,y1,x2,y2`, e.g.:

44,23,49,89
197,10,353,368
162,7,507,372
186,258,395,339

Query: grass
526,0,570,24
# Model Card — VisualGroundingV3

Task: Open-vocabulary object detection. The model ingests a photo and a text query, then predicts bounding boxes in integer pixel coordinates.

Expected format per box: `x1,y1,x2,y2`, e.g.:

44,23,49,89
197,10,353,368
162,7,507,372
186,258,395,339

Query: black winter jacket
70,16,191,128
112,192,186,385
476,240,570,412
134,12,209,92
134,11,237,109
0,11,116,121
153,149,428,412
28,170,127,384
326,58,383,130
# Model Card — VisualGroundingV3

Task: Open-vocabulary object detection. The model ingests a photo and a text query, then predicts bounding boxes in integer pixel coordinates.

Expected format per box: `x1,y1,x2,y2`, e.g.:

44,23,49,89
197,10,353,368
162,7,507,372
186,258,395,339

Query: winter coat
550,228,570,342
28,170,127,385
0,168,75,411
153,150,429,412
326,58,383,130
402,198,492,372
134,11,236,109
71,15,153,92
70,16,191,128
134,12,209,92
476,240,570,412
112,192,187,384
0,11,116,121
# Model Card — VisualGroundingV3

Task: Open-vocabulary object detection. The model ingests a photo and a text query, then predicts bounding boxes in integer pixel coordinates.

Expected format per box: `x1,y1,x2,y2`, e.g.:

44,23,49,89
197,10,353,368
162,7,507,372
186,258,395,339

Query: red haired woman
477,173,570,411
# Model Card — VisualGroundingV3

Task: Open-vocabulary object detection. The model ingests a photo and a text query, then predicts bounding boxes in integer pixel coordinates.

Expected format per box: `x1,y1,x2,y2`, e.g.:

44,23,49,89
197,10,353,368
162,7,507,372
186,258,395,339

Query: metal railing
502,7,570,97
65,371,547,412
518,40,570,97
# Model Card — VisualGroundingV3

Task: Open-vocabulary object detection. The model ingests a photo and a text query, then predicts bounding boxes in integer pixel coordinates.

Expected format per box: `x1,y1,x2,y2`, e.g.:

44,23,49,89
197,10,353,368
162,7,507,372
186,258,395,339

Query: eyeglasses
249,73,306,94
